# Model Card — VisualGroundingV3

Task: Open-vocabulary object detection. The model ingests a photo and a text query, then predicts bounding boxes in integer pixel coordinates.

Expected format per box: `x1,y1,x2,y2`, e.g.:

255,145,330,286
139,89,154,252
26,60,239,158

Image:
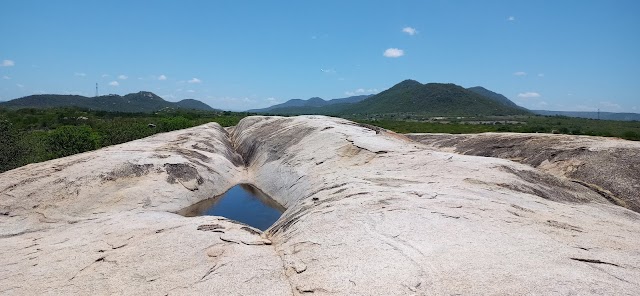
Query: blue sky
1,0,639,112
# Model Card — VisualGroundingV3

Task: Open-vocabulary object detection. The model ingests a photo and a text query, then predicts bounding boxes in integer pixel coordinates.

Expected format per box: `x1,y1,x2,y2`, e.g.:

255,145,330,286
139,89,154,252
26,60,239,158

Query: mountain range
531,110,640,121
247,95,371,113
3,81,637,121
0,92,215,113
252,80,529,116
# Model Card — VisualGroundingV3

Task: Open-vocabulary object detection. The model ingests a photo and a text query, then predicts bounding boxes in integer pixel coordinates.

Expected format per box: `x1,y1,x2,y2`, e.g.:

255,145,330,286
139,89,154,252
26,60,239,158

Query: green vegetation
0,107,247,173
355,115,640,141
1,107,638,174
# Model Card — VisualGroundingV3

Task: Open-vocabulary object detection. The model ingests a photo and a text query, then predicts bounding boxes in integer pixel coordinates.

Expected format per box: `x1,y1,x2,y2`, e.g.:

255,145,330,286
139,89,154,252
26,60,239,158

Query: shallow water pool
178,184,285,231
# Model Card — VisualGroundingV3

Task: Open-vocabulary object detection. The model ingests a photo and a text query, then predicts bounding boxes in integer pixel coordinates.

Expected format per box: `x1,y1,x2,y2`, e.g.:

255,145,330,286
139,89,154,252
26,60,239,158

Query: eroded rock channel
1,115,640,295
177,184,285,231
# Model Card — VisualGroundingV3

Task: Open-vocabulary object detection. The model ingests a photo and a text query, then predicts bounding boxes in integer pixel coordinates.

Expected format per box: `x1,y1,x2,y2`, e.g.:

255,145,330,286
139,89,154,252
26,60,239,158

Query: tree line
0,108,246,173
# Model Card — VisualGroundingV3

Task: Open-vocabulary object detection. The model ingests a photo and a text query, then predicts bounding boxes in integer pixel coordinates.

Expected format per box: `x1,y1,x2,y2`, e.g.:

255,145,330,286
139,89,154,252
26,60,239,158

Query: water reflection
178,184,285,231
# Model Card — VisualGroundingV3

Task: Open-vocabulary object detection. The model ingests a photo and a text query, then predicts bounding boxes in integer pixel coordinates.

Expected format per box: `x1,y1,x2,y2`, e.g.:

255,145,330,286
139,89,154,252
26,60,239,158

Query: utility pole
95,83,98,97
597,108,600,120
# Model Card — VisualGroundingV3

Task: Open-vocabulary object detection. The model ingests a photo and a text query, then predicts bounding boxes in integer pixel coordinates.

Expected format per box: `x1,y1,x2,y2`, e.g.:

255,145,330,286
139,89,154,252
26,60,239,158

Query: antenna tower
95,83,99,97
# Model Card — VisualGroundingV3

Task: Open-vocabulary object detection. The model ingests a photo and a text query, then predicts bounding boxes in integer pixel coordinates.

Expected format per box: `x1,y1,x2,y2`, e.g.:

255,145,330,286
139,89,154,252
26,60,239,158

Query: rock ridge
1,116,639,295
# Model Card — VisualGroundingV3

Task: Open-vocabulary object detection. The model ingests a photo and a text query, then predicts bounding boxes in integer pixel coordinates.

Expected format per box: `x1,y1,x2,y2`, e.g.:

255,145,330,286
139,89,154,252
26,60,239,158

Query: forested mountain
260,80,529,116
0,91,215,113
248,95,371,113
466,86,522,108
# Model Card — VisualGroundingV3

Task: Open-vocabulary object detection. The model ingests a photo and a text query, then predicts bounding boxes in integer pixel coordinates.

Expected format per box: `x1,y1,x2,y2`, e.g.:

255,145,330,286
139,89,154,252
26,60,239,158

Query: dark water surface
178,184,285,231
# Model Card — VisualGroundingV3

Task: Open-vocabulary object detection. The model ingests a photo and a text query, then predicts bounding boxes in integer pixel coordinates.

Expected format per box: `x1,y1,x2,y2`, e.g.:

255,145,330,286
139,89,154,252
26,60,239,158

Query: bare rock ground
407,132,640,213
1,116,639,295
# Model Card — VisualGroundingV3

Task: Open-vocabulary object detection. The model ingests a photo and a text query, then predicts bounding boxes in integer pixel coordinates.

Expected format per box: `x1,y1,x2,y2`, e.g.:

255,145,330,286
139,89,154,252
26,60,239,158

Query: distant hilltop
0,91,216,113
250,80,530,117
531,110,640,121
249,79,639,121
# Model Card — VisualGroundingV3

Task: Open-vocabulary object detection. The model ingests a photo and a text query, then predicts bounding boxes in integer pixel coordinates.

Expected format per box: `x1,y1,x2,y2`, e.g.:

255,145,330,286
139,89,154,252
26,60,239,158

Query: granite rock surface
1,116,639,295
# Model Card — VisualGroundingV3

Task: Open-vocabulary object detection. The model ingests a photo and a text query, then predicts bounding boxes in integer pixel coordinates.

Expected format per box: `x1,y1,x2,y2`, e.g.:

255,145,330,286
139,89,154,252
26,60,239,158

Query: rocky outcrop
407,132,640,213
1,116,639,295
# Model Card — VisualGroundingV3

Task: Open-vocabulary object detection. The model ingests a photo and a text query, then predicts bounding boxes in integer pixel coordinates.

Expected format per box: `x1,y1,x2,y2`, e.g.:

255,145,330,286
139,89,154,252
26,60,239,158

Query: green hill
248,95,371,113
265,80,529,116
0,91,215,113
341,80,528,116
466,86,522,109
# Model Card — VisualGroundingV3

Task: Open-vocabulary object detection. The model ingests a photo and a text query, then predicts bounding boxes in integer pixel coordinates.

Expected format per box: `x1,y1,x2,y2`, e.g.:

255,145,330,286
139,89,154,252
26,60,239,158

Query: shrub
46,125,100,158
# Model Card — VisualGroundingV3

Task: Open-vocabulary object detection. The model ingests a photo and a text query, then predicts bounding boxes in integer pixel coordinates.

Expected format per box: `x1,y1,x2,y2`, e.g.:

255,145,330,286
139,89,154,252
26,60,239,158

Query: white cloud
109,81,119,86
16,84,24,88
402,27,418,36
539,101,548,106
158,74,167,81
187,90,195,93
538,73,545,77
513,71,527,76
266,97,280,104
517,92,541,98
345,88,379,96
188,77,202,84
102,74,110,78
599,101,621,110
118,75,128,80
2,75,10,80
74,72,87,77
1,60,15,67
383,48,404,58
320,68,336,74
575,105,594,111
508,16,515,21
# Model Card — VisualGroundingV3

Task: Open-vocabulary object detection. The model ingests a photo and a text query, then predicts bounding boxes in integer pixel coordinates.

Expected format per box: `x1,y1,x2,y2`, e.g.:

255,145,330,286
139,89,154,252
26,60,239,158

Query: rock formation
1,116,639,295
407,132,640,213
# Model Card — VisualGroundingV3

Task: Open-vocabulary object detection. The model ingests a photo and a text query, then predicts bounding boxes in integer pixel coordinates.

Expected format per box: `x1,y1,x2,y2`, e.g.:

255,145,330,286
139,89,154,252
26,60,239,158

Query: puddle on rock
178,184,285,231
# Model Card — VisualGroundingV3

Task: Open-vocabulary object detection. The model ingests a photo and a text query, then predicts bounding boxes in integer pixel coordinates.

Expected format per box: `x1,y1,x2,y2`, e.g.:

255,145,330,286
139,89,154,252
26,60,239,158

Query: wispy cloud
402,27,418,36
1,60,15,67
102,74,110,78
538,73,545,77
508,16,515,21
600,101,621,110
158,74,167,81
320,68,336,74
74,72,87,77
383,48,404,58
109,81,119,86
517,92,541,98
513,71,527,76
266,97,279,104
187,90,195,93
345,88,379,96
16,84,24,88
188,77,202,84
2,75,10,80
118,75,128,80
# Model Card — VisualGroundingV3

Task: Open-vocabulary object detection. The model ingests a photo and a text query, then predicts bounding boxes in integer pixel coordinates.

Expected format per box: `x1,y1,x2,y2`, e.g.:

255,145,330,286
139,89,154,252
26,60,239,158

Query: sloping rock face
2,116,640,295
407,132,640,213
